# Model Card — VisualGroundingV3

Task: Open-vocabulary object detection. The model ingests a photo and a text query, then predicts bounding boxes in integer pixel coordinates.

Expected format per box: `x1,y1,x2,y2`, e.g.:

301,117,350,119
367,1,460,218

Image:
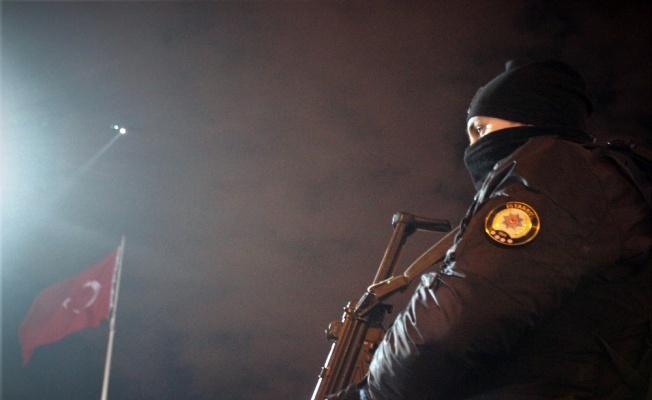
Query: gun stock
311,212,452,400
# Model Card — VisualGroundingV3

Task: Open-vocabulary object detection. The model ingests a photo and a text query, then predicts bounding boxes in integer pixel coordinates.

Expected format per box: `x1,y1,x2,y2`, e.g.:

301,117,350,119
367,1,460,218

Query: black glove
324,378,367,400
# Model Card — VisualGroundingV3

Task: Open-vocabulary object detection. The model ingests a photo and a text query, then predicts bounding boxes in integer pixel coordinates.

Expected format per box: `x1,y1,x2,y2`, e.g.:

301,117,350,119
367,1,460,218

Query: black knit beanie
467,60,595,130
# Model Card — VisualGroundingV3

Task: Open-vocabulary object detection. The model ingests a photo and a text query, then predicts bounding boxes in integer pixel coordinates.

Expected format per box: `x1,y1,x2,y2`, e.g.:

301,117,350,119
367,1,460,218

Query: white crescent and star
61,280,101,314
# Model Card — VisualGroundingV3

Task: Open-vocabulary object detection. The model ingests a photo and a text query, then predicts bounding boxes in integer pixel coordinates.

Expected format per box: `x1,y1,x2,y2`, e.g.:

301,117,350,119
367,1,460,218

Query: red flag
19,249,119,365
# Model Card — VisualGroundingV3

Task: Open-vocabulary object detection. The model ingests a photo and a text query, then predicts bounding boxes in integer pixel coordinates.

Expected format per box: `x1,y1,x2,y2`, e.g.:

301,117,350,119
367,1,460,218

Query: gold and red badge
484,201,540,246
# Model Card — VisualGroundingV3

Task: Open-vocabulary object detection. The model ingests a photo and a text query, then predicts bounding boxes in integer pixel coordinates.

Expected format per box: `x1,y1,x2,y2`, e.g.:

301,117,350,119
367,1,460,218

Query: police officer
329,60,652,399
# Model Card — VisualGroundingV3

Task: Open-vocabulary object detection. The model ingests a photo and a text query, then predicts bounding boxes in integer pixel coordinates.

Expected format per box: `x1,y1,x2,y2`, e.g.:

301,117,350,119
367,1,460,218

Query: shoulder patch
484,201,540,246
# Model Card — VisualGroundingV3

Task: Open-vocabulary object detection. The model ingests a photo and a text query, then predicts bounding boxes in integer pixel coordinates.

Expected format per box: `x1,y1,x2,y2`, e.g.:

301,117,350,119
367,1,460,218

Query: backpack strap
565,137,652,398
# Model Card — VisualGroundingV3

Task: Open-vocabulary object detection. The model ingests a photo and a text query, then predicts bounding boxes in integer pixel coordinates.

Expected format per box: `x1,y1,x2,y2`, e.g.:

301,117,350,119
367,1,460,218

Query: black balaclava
466,59,595,130
464,60,595,189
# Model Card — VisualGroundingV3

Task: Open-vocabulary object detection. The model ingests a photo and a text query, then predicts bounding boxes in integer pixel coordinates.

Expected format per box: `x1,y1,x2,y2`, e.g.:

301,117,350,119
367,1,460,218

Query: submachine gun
311,212,459,400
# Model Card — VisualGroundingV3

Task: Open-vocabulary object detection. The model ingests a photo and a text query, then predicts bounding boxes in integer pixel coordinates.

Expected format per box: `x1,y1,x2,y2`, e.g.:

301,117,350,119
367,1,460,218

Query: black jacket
366,128,652,399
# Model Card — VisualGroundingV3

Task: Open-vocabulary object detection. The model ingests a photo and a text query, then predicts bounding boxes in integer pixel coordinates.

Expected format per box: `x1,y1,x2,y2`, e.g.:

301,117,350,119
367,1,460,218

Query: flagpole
101,236,125,400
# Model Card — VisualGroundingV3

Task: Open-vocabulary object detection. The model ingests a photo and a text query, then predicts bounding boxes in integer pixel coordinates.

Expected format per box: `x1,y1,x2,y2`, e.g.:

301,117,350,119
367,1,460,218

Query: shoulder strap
586,139,652,209
357,227,459,315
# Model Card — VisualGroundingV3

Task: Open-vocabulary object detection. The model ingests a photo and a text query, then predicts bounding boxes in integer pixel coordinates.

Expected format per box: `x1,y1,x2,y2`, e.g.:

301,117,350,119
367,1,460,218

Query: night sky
2,2,651,400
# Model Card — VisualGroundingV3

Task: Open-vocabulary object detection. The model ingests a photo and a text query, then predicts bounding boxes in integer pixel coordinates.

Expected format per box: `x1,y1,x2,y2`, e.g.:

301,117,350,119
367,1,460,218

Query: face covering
463,126,593,190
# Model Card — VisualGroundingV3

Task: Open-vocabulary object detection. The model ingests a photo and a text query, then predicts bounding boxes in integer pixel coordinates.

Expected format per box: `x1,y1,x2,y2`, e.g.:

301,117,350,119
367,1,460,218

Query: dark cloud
3,2,650,399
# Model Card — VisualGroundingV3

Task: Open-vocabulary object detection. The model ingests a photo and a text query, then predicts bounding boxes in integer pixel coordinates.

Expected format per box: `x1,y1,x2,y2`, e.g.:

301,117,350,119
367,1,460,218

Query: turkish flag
19,249,119,364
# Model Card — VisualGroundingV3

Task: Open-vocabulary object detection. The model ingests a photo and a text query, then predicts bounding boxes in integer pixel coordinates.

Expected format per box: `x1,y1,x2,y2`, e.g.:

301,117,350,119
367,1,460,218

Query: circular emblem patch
484,202,540,246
